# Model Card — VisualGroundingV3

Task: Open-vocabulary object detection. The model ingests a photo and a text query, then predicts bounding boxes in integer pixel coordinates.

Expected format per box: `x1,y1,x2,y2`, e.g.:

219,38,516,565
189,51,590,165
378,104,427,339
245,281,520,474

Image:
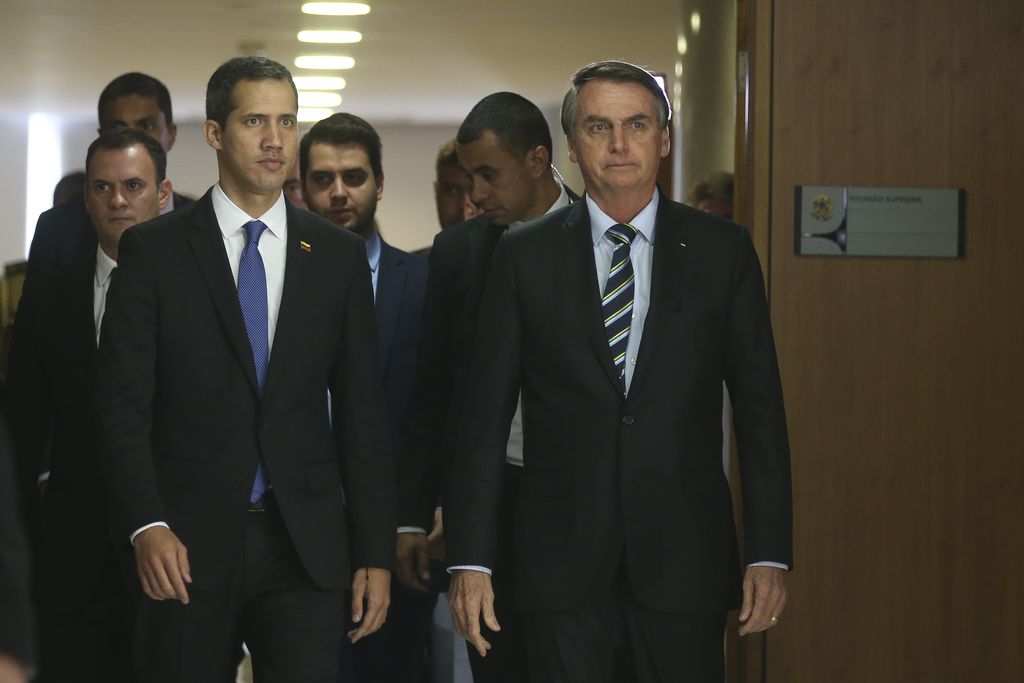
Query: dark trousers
521,566,726,683
467,464,531,683
347,580,437,683
35,577,133,683
132,500,347,683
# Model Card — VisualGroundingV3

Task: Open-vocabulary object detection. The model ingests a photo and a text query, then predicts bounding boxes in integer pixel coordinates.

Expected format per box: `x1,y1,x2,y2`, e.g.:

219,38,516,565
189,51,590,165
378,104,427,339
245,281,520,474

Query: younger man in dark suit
447,60,792,683
96,57,394,682
300,113,430,682
5,128,171,682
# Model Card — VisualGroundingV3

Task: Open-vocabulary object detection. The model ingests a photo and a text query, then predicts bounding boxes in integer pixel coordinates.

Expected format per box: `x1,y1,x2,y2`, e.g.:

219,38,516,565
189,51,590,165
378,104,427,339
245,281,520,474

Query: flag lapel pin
300,240,312,253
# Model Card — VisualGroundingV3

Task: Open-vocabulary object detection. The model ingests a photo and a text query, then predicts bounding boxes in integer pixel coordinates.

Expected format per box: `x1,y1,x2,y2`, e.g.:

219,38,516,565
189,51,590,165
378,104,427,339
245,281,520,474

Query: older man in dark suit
96,57,394,682
447,61,793,683
5,128,171,682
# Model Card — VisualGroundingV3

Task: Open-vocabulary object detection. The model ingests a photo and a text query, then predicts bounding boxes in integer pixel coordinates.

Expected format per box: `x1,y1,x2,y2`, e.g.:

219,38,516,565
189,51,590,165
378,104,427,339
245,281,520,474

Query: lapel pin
300,240,312,253
680,242,687,247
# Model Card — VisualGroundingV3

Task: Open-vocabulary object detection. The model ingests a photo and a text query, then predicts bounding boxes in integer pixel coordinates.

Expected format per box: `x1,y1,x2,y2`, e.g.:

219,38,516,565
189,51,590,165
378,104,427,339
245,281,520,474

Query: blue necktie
239,220,270,503
602,223,638,388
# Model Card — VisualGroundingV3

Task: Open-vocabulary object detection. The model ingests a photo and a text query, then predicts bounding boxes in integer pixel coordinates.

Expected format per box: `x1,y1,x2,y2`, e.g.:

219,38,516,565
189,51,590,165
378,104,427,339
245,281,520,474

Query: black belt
248,489,276,512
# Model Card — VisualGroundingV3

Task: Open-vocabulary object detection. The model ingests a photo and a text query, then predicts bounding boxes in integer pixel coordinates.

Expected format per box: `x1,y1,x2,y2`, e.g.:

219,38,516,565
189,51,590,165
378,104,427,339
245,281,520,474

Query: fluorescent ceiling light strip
293,76,347,90
301,3,370,16
295,55,355,70
298,30,362,43
298,91,343,107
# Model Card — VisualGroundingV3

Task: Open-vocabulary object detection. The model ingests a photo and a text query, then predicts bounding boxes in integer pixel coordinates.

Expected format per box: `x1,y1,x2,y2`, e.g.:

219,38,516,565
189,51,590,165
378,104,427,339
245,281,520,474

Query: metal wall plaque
795,186,964,258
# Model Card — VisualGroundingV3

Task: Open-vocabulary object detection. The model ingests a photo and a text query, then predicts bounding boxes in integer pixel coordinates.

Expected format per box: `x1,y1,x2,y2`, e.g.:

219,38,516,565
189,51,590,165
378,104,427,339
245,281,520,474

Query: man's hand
427,508,445,561
395,532,431,591
738,566,788,635
348,567,391,643
449,570,500,657
0,653,27,683
133,526,191,604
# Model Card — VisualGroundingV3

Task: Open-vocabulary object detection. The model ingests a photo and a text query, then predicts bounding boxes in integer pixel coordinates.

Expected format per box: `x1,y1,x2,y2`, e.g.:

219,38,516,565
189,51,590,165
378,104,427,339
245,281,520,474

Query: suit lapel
263,203,314,399
186,193,262,395
630,197,689,393
65,259,98,358
563,203,623,393
374,240,404,376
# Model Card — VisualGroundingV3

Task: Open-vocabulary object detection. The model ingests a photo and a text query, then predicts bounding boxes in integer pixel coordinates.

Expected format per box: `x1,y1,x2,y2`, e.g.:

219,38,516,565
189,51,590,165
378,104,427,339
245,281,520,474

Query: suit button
257,420,266,430
622,415,635,425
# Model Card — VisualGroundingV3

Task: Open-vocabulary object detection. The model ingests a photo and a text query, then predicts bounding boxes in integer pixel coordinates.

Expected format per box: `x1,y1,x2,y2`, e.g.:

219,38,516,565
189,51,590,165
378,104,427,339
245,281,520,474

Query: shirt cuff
447,565,492,575
397,526,427,534
130,522,169,545
37,471,50,484
748,561,789,570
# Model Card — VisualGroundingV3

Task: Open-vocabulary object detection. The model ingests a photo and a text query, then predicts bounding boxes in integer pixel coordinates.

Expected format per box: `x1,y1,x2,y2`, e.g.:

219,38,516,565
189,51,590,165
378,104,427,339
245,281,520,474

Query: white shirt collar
586,192,659,247
211,184,288,241
509,184,572,228
365,231,382,273
95,244,117,286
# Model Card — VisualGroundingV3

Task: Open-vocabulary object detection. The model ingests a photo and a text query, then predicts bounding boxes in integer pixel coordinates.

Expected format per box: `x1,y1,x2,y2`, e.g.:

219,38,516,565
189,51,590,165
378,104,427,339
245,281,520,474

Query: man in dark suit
26,72,193,279
96,57,395,682
299,112,430,682
0,415,34,683
5,128,171,681
397,91,577,683
446,61,793,683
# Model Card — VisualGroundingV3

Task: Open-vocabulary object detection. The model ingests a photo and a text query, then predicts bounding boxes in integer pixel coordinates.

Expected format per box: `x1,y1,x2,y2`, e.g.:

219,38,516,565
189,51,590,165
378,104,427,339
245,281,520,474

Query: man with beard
300,113,430,683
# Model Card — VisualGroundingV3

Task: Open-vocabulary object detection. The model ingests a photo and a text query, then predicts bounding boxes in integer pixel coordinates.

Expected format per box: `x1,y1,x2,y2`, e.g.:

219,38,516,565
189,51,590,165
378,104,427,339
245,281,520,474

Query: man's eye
127,182,142,191
343,172,368,187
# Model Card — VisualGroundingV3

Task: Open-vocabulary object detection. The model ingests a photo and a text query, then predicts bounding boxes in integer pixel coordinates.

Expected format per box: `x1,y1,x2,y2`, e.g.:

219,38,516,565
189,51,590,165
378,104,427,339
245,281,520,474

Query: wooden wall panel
760,0,1024,679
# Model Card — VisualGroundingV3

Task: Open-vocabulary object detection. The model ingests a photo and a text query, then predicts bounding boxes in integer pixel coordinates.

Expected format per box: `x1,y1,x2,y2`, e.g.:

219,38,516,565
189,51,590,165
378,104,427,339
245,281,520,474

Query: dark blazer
4,253,120,606
0,414,34,669
375,240,428,438
26,192,194,278
399,187,580,530
446,195,792,615
96,190,395,592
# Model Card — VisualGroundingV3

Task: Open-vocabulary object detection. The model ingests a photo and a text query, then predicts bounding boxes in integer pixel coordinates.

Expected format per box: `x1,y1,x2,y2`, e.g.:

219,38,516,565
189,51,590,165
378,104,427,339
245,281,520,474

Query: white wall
0,117,29,267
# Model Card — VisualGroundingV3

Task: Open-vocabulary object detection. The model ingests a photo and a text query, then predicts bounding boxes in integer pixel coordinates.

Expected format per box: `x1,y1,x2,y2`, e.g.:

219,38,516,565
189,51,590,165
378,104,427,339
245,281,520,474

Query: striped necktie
602,223,638,388
238,219,270,503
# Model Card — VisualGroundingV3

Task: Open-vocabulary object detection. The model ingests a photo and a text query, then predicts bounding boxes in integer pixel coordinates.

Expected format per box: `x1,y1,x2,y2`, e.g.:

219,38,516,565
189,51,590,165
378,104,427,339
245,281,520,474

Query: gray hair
560,60,671,137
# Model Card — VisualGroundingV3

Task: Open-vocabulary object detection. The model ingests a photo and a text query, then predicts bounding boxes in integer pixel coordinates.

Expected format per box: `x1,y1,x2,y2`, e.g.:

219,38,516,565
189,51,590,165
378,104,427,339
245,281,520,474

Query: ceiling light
298,91,343,107
690,11,701,34
295,55,355,70
298,30,362,44
301,2,370,16
677,35,688,55
293,76,346,90
298,107,336,123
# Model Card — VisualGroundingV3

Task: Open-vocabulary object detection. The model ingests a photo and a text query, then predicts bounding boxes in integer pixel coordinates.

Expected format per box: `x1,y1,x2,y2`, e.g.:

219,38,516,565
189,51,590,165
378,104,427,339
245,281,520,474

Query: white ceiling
3,0,681,125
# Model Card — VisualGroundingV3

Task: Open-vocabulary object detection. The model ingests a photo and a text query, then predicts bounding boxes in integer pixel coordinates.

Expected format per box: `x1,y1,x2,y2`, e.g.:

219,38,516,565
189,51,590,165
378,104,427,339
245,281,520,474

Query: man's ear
376,173,384,202
203,119,222,151
158,178,172,211
166,123,178,152
526,145,551,178
567,136,579,165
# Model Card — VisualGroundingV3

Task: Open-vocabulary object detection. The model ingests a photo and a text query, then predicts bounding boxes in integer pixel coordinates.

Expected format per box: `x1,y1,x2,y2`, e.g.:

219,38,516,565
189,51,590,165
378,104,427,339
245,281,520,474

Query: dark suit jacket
96,189,395,592
375,240,427,438
3,253,123,607
26,192,194,278
399,188,580,530
0,414,34,668
397,215,522,530
446,195,792,615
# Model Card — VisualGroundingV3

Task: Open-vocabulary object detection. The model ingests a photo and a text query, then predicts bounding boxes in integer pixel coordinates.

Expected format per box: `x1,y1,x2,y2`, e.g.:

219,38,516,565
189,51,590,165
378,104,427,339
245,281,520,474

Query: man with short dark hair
5,128,170,682
26,72,192,278
301,112,432,683
397,91,578,683
446,60,792,683
96,57,395,682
